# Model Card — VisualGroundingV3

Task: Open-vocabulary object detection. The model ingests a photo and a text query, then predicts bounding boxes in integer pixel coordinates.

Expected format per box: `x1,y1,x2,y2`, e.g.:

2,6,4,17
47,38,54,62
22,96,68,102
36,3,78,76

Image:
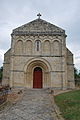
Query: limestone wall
3,32,75,89
12,35,65,56
9,34,68,89
67,48,75,88
2,49,11,85
11,55,66,89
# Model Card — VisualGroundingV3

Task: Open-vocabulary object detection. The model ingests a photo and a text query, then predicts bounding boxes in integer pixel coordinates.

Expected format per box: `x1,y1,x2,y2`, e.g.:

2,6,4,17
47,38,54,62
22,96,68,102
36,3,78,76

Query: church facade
2,15,75,89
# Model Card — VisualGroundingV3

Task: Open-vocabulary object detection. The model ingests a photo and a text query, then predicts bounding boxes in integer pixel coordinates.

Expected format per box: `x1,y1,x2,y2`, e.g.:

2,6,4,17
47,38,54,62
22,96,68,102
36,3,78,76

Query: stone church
2,14,75,89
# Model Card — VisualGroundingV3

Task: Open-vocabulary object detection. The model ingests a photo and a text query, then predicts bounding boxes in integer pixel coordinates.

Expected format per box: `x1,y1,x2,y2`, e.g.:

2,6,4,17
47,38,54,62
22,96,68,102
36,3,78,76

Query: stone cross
37,13,41,19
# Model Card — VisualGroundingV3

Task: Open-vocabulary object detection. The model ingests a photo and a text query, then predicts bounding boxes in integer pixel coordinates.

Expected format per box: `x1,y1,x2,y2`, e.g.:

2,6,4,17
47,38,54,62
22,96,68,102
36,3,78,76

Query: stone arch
24,58,51,88
53,40,61,56
26,40,32,55
15,40,23,55
43,40,50,55
24,58,52,72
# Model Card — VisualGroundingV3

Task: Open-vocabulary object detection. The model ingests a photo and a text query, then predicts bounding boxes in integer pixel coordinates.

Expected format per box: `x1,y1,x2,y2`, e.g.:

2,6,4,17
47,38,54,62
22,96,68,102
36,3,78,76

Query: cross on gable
37,13,41,19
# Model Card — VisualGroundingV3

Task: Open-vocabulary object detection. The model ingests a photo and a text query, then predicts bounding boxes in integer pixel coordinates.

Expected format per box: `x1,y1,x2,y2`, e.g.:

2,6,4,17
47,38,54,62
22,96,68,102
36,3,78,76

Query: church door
33,67,42,88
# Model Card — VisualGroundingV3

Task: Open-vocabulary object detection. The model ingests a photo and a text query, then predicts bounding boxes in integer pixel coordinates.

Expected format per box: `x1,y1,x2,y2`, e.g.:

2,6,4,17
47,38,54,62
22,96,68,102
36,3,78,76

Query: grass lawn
54,90,80,120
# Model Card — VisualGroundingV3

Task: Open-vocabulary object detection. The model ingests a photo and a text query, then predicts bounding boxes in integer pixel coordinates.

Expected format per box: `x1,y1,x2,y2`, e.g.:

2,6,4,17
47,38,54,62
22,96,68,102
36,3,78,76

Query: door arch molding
24,58,51,88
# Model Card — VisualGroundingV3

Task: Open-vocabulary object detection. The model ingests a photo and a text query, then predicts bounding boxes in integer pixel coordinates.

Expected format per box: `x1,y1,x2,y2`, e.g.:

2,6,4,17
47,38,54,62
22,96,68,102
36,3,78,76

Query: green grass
54,90,80,120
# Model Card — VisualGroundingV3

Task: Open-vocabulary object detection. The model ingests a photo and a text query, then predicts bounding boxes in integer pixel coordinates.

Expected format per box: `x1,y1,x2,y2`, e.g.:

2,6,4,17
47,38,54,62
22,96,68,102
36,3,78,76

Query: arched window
35,40,41,51
43,40,50,55
26,40,32,55
15,40,23,55
53,40,60,56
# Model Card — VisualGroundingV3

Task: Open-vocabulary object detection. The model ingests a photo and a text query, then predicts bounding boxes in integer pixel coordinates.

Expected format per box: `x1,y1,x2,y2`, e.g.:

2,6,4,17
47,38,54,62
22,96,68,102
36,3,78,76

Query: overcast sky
0,0,80,70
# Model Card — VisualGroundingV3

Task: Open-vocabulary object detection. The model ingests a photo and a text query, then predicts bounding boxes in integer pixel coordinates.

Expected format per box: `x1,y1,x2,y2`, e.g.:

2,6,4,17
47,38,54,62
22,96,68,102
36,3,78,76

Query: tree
0,66,3,83
74,67,78,79
74,67,80,79
78,70,80,78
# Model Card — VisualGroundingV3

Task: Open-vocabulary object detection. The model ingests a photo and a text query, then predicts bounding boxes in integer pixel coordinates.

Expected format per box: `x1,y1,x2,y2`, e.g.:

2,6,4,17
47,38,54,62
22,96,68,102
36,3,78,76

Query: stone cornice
3,62,10,64
67,63,74,66
11,31,66,37
51,71,65,72
11,54,64,57
10,70,23,72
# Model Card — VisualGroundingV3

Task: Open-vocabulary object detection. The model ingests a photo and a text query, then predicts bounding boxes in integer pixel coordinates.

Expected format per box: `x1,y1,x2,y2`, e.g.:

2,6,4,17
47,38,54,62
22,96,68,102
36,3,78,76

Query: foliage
0,66,3,82
74,67,80,79
54,90,80,120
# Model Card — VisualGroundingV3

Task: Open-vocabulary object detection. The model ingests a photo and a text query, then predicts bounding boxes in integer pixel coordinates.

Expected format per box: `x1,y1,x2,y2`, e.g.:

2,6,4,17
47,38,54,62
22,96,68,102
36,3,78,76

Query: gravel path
0,89,59,120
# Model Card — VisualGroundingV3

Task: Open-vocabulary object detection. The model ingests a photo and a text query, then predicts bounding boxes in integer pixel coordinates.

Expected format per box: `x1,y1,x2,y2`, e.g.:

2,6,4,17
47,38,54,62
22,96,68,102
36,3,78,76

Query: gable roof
12,18,65,36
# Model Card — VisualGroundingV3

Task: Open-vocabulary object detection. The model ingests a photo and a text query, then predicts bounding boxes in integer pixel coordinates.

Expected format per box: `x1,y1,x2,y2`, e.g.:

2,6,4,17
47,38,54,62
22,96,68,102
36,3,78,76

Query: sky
0,0,80,70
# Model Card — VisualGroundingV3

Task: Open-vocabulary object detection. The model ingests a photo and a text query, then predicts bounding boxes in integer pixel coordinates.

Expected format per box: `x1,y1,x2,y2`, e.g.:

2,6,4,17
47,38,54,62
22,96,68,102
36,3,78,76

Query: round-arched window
35,40,41,51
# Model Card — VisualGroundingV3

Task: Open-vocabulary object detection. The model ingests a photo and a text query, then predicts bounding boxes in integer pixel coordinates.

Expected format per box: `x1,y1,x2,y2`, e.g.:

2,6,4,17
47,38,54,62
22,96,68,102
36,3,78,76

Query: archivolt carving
24,58,52,72
24,59,51,88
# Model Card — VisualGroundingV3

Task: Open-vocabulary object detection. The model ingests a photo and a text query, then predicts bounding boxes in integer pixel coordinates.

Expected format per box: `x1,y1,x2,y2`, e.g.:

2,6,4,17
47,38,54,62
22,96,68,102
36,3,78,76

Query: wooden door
33,67,42,88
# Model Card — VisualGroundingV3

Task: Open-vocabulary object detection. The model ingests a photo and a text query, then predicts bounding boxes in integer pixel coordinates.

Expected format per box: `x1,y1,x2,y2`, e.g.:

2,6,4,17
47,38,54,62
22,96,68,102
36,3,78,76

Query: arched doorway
24,59,51,88
33,67,42,88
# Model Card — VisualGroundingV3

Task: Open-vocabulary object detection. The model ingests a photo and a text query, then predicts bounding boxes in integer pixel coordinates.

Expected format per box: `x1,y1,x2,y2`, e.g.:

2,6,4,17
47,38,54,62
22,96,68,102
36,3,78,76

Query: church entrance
33,67,42,88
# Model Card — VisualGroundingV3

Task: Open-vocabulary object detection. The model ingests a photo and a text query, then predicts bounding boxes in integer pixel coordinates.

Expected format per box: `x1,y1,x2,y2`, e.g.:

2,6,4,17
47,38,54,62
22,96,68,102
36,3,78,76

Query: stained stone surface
0,89,59,120
2,18,75,90
13,18,65,35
